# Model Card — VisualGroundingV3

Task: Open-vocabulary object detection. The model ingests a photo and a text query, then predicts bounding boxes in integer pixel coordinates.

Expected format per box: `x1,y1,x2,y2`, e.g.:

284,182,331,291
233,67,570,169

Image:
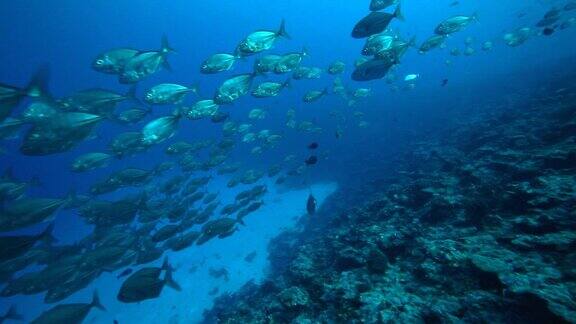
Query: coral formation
204,79,576,323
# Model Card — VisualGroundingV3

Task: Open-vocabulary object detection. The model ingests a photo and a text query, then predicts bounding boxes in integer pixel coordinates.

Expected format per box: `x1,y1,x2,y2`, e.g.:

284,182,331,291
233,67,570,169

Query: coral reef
203,82,576,323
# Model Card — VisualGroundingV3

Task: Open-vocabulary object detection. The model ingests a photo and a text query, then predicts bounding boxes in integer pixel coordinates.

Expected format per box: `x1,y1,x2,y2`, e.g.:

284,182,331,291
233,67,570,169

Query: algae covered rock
366,248,388,274
278,286,310,309
334,247,366,271
204,76,576,324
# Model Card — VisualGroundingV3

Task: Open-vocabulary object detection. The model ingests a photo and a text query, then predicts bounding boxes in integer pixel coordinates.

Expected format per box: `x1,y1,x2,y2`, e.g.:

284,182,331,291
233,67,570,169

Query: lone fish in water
307,194,317,215
305,155,318,165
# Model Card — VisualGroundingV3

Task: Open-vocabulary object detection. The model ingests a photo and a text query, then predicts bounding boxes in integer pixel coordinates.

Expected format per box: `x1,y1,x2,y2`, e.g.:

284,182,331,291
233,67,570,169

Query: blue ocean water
1,0,575,323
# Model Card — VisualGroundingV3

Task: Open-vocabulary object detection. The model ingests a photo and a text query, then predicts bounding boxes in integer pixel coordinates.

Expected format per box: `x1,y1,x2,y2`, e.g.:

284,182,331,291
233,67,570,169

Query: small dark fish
244,251,257,262
542,27,555,35
450,1,459,7
117,268,133,279
306,194,317,215
441,79,448,87
305,156,318,165
208,268,229,281
308,142,319,149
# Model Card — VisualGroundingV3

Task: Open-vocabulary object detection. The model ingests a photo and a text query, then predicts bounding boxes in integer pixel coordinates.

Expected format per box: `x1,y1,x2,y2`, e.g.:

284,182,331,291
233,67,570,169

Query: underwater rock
375,230,412,262
289,250,317,282
323,270,372,303
511,214,559,235
278,286,310,310
541,151,576,170
510,231,576,251
461,199,490,228
204,79,576,323
366,248,388,274
419,198,456,224
334,247,366,271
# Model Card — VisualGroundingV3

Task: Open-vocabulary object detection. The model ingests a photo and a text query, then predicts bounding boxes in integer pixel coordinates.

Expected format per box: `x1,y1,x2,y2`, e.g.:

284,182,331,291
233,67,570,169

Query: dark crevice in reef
203,77,576,323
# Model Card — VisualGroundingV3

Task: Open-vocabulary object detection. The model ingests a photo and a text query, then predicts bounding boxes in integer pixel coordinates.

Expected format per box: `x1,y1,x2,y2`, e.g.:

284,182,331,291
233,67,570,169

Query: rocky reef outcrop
203,79,576,323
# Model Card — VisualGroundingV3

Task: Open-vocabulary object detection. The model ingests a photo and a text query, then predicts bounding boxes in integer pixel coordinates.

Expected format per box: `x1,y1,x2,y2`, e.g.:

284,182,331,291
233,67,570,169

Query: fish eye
96,59,104,65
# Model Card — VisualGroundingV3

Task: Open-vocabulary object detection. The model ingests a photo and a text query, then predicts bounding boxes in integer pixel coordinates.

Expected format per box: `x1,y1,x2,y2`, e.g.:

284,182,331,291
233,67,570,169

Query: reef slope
204,78,576,323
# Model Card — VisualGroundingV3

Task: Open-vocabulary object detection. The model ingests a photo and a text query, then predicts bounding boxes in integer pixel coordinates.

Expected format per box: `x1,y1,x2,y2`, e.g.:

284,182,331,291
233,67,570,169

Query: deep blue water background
1,0,576,322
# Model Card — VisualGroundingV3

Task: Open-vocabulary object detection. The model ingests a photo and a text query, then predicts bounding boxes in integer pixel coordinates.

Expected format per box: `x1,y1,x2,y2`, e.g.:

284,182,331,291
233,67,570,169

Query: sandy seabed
74,180,339,324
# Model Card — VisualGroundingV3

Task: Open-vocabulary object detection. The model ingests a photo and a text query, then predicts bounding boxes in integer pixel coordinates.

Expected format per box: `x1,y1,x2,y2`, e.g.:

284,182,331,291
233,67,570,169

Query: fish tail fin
160,256,174,271
136,190,149,208
171,107,183,120
152,164,162,177
301,46,309,57
252,68,266,78
161,257,168,270
125,85,144,106
471,12,479,23
62,188,78,208
3,305,22,321
190,82,201,96
65,189,78,205
233,46,244,59
164,266,182,291
91,291,106,311
161,35,176,53
233,51,244,60
282,78,292,89
160,36,174,72
39,222,57,244
126,84,137,98
162,59,173,72
2,166,14,180
408,36,417,47
29,175,43,188
277,19,291,39
394,3,405,21
26,64,51,99
236,215,246,226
